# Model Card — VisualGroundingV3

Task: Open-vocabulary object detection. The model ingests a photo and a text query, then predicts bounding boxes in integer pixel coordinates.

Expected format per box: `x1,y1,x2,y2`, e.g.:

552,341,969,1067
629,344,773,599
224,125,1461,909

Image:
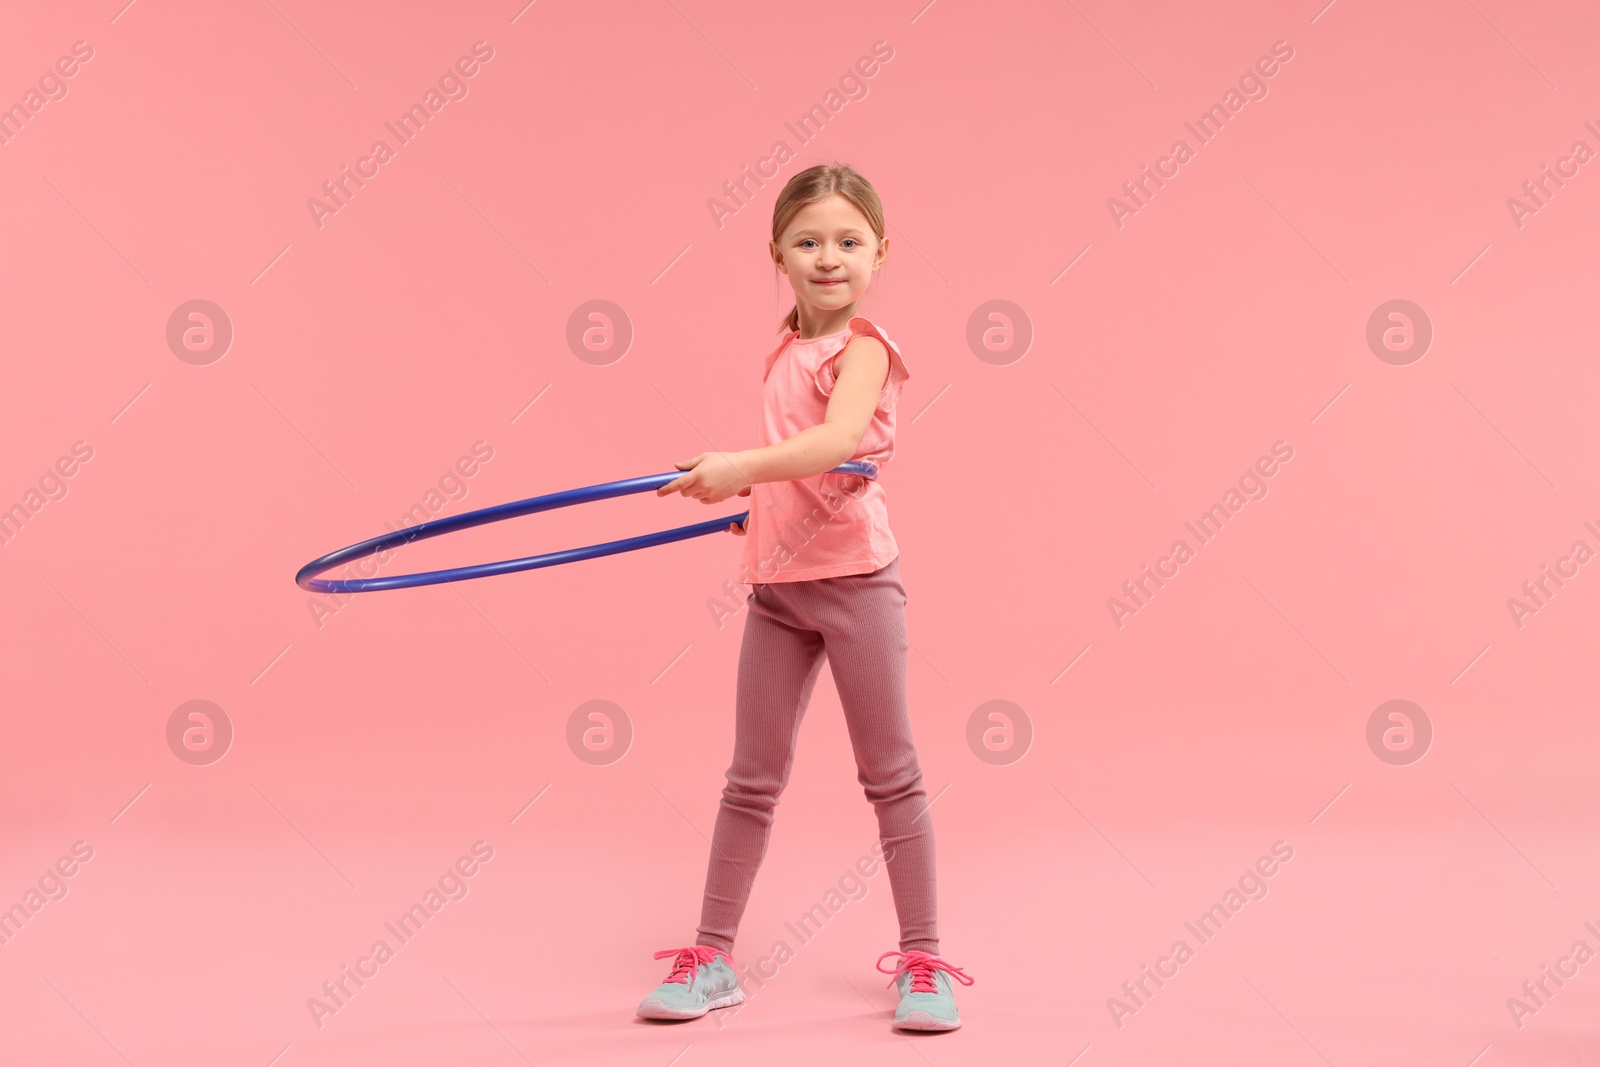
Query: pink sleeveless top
739,315,911,584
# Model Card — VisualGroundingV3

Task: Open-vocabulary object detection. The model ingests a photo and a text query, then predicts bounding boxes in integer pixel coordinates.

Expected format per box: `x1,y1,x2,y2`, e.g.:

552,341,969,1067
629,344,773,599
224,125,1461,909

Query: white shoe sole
893,1009,960,1031
637,988,745,1020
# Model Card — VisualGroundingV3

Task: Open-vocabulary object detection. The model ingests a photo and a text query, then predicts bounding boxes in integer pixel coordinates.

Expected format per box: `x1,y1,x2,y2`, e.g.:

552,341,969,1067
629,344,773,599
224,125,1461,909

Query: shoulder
844,316,901,360
837,335,889,372
816,317,912,410
761,328,800,382
839,332,889,363
840,317,906,382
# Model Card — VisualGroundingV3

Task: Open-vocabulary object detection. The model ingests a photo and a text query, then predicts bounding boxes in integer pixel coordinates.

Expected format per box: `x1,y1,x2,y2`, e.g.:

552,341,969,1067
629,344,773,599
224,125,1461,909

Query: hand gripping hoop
294,461,878,594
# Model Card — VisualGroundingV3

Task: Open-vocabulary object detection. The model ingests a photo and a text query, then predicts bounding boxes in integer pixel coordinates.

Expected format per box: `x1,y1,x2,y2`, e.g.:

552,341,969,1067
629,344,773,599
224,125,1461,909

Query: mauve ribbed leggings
693,555,939,957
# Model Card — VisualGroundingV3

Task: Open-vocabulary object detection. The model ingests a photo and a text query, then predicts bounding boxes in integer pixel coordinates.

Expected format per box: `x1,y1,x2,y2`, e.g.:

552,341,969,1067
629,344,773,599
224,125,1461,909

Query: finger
737,485,751,496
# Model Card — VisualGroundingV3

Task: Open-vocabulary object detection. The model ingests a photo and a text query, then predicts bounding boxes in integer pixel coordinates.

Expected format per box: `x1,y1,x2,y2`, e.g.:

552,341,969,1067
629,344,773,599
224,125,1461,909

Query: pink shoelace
876,950,976,994
654,945,735,985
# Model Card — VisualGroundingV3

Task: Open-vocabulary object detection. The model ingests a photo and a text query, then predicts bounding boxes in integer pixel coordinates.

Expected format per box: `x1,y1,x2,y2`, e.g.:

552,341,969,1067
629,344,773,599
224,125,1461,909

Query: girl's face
770,193,888,324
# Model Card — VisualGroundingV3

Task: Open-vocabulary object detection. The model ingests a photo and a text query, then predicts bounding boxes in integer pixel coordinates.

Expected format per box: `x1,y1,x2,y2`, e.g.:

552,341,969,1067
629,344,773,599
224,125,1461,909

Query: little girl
639,163,974,1031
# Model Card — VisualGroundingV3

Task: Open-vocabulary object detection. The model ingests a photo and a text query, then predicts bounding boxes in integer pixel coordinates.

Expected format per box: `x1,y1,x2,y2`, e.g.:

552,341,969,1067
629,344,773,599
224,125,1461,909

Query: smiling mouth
813,279,845,285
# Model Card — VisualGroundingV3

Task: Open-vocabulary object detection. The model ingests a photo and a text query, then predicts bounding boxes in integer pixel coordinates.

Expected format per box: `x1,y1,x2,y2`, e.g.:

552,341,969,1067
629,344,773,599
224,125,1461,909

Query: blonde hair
771,163,885,334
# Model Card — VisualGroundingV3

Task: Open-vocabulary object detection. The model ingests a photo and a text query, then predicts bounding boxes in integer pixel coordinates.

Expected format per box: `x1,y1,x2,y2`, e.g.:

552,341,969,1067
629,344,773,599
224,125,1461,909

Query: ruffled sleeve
761,330,798,383
815,316,911,413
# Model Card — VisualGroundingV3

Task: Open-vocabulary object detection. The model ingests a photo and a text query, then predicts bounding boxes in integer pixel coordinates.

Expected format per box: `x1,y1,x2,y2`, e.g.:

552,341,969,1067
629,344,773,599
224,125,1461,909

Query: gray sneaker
877,949,975,1031
637,945,745,1020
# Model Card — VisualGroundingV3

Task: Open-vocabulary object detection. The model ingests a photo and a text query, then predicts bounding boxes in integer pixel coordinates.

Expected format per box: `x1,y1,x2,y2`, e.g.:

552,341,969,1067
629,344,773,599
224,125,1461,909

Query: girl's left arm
745,334,889,483
658,335,890,503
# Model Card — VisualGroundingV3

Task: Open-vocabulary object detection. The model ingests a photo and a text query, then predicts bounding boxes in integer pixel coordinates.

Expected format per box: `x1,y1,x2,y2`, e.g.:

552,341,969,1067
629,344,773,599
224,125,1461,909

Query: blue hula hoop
294,460,878,594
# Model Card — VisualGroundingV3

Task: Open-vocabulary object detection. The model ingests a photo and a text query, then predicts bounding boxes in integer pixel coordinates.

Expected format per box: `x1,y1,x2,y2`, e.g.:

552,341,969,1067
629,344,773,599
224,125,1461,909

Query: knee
857,760,926,806
721,769,785,813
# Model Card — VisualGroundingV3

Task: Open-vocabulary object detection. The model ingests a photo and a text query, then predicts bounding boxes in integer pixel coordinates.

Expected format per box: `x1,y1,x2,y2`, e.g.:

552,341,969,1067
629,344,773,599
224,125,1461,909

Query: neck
795,302,859,339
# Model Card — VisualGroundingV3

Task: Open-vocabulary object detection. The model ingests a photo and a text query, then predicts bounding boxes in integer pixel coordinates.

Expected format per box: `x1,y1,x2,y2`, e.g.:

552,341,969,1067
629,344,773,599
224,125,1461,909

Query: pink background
4,0,1599,1063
